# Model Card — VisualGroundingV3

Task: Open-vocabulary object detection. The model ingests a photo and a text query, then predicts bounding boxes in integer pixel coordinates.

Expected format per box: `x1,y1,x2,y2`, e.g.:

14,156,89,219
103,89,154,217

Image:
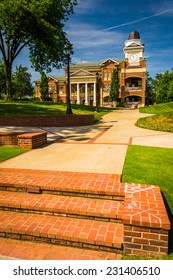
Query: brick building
35,30,146,107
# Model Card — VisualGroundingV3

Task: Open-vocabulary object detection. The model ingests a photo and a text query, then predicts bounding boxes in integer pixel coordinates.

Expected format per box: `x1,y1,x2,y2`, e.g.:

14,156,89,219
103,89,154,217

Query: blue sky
14,0,173,81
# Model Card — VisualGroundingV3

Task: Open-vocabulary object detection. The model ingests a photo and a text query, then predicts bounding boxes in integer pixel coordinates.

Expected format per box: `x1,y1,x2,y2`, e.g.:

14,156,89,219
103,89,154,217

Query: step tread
0,238,122,260
0,169,124,197
0,211,123,249
0,191,124,220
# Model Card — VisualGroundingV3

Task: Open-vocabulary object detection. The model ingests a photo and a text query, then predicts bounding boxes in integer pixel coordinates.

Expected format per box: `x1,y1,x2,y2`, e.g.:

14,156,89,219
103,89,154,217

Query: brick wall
122,183,170,257
0,132,47,149
124,225,169,257
17,132,47,149
0,115,94,127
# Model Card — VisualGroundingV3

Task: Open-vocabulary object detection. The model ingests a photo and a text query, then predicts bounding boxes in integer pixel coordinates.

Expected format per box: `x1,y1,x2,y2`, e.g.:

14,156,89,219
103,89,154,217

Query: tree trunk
5,63,12,100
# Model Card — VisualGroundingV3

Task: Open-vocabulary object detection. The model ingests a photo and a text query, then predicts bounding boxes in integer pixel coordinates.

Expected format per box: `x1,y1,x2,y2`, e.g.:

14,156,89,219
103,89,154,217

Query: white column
93,83,97,105
85,83,89,105
77,83,80,104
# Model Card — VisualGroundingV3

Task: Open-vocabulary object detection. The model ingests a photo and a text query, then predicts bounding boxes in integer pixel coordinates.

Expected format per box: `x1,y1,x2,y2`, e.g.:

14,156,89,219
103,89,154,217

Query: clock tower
120,30,146,107
123,30,144,65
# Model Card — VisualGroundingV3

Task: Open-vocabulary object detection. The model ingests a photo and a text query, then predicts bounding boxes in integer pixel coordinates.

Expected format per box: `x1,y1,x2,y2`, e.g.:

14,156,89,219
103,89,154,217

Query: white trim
71,76,97,79
85,83,88,103
77,83,80,104
100,58,119,66
47,75,59,82
93,83,97,103
70,69,96,77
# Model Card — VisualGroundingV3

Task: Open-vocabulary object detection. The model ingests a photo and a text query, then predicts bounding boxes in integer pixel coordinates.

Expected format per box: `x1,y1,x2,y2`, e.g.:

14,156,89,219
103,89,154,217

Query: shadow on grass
162,192,173,255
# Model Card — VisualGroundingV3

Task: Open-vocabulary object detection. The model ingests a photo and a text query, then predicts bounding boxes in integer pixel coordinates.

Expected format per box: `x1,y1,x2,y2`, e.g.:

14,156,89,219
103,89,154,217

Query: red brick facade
0,115,94,127
35,31,146,107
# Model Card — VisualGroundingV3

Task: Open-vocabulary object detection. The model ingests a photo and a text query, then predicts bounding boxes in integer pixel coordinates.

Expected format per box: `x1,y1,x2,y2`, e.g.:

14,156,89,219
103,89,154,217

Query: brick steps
0,238,122,260
0,191,124,222
0,169,125,201
0,169,124,200
0,168,170,259
0,211,123,253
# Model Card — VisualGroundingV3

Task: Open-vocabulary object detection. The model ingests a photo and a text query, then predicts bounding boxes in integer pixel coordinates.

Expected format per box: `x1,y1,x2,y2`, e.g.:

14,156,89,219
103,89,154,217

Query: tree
145,72,155,105
39,72,48,101
167,69,173,101
13,65,33,99
0,59,6,98
0,0,77,99
156,71,172,103
168,80,173,101
110,69,119,102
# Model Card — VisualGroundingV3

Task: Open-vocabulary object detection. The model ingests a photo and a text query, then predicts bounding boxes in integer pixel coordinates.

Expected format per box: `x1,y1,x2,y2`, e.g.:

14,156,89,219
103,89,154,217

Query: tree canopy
156,70,173,103
12,65,33,99
0,0,77,99
145,70,173,105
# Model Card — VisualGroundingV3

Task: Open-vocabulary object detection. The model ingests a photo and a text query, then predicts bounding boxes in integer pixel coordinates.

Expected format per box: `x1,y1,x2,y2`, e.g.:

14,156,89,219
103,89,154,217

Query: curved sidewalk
0,109,173,175
0,109,172,260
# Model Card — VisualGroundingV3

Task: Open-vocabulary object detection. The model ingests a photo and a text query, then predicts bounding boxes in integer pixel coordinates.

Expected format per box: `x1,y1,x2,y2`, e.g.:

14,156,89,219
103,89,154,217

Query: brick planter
122,183,170,257
0,132,47,149
0,115,94,127
0,132,19,146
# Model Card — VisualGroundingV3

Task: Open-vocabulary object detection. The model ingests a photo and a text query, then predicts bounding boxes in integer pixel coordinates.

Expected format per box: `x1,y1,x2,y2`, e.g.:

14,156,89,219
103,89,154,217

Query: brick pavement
0,191,124,221
0,238,121,260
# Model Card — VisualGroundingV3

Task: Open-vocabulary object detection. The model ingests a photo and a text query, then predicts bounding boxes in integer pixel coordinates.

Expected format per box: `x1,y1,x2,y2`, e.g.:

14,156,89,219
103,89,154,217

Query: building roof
128,30,140,40
34,75,66,83
70,59,122,71
53,76,66,81
70,62,101,71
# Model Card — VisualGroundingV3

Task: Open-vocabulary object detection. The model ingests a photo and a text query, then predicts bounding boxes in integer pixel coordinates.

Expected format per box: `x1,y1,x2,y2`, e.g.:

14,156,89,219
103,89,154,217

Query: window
104,72,107,80
107,72,111,80
59,86,63,94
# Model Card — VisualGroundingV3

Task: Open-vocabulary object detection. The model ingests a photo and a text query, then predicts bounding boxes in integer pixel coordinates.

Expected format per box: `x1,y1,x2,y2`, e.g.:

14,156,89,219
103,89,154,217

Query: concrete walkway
0,109,173,175
0,109,173,260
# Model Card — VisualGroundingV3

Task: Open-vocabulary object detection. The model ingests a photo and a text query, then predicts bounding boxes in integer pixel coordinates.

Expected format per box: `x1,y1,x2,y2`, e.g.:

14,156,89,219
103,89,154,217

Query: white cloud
66,23,125,50
104,8,173,31
74,0,104,15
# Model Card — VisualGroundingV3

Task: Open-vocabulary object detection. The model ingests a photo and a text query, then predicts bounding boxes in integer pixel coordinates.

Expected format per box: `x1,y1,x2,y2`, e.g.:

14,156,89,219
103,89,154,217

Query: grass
0,146,28,162
136,102,173,132
136,112,173,132
0,100,115,122
139,101,173,114
122,145,173,259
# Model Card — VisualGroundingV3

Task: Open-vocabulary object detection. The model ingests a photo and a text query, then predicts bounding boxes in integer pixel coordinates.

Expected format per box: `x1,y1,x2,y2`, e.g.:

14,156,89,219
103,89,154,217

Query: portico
70,70,98,105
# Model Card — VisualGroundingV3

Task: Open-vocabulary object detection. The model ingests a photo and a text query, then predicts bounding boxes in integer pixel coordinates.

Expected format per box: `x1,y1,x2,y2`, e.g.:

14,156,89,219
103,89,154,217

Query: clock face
129,54,138,62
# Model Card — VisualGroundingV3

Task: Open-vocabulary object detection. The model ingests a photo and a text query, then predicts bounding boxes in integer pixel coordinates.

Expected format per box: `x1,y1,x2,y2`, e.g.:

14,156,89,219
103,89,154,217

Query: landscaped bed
136,102,173,132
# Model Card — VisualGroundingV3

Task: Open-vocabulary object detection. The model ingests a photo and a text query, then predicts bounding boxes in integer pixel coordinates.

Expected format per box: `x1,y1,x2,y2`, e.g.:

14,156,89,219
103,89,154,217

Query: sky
13,0,173,82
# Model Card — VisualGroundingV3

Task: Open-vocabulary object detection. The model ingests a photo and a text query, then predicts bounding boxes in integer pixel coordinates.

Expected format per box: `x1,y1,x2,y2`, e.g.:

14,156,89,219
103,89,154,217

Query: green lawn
0,100,115,122
0,146,28,162
136,102,173,132
122,145,173,259
139,102,173,114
